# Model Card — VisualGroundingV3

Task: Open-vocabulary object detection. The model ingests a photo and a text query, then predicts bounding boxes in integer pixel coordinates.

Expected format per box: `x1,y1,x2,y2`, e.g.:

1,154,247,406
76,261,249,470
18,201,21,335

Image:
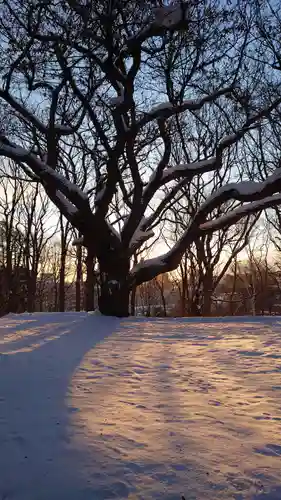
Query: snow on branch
0,89,75,136
142,157,218,212
131,98,281,283
130,170,281,286
124,3,189,55
200,194,281,232
144,94,281,200
49,168,88,203
129,227,155,253
153,4,186,28
161,157,217,182
148,102,175,115
55,191,78,216
199,167,281,217
0,138,88,209
139,87,233,128
131,255,167,279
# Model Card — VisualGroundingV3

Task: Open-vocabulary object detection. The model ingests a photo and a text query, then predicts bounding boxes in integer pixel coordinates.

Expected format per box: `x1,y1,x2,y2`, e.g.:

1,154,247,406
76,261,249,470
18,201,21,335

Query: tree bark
189,292,201,316
202,290,212,316
130,253,138,316
85,249,95,311
98,253,130,317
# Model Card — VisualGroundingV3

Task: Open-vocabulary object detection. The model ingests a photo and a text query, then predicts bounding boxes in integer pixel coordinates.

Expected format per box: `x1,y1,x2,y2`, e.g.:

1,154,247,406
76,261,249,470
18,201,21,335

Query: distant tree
214,233,280,316
75,234,83,312
0,220,25,315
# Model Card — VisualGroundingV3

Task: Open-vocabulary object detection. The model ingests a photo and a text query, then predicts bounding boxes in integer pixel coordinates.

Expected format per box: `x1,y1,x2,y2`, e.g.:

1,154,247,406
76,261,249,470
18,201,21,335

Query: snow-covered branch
0,89,75,136
129,227,155,254
55,191,78,217
124,3,189,55
153,4,188,28
200,194,281,232
161,157,217,183
0,137,88,211
137,87,234,129
140,95,281,233
130,169,281,287
198,167,281,219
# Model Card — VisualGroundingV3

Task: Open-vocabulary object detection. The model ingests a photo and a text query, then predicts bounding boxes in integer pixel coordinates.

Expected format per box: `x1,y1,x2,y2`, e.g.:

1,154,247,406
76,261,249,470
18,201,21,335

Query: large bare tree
1,0,281,316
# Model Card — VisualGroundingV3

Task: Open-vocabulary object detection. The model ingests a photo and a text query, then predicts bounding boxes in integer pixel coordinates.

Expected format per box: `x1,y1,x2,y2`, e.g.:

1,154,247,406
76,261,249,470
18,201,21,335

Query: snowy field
0,314,281,499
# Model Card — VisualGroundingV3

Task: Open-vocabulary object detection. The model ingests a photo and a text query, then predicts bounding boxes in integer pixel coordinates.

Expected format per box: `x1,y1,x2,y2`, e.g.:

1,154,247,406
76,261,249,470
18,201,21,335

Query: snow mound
88,309,102,316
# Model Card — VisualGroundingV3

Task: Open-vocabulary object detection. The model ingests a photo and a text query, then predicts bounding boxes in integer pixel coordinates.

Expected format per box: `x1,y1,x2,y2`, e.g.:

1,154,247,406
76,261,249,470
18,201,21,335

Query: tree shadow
0,312,121,500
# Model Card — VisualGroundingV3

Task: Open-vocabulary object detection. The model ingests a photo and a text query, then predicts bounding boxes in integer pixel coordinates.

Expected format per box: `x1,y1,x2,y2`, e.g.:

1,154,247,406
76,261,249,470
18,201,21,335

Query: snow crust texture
0,313,281,499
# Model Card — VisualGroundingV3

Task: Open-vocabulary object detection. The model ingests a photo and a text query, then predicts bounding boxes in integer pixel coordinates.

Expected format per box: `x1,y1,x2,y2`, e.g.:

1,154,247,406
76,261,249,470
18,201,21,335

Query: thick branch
0,89,75,136
198,166,281,222
200,195,281,232
136,87,234,130
0,137,88,210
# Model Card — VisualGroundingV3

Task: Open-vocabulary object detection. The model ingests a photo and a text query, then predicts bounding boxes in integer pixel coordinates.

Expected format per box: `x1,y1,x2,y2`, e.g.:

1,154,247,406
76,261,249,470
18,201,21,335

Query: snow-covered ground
0,314,281,499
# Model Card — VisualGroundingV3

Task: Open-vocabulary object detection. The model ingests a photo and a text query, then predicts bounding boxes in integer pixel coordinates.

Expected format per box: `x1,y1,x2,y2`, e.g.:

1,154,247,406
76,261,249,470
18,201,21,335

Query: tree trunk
85,249,95,311
130,254,137,316
202,290,212,316
98,254,130,317
189,291,201,316
27,270,37,313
